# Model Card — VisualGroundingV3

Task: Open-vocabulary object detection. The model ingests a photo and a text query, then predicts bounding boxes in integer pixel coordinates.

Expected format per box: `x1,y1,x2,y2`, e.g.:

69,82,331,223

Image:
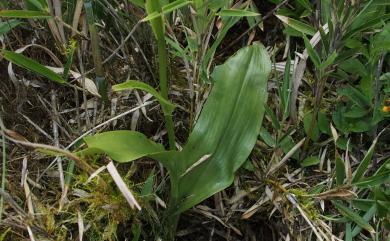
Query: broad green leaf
352,138,377,183
217,9,260,17
113,80,176,115
332,201,375,233
275,15,316,35
301,156,320,167
1,50,66,84
164,44,270,214
83,131,165,162
0,20,21,35
0,10,51,19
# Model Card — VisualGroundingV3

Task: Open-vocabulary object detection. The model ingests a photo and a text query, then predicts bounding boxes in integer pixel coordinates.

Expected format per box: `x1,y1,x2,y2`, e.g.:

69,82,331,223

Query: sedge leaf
352,138,377,183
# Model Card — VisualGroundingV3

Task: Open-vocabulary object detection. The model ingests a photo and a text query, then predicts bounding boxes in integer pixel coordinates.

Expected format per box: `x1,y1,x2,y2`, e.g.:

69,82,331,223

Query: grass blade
113,80,176,115
217,9,260,17
0,10,51,18
1,50,66,84
352,138,377,183
332,201,375,234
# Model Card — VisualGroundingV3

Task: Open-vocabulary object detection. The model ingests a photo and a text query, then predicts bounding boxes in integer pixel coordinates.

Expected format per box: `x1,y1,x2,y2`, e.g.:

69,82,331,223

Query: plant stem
0,127,6,222
84,0,108,102
152,1,175,150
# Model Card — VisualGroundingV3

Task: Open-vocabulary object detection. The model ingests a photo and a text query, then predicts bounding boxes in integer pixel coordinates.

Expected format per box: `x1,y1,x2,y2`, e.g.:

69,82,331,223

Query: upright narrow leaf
352,138,377,183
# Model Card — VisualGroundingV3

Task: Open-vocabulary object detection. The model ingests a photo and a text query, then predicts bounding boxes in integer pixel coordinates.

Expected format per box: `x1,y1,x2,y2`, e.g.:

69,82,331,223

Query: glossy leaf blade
167,44,271,213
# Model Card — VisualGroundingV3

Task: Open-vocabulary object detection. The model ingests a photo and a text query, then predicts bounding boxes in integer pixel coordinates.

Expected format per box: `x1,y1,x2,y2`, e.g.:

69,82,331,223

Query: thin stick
51,91,65,193
0,117,6,221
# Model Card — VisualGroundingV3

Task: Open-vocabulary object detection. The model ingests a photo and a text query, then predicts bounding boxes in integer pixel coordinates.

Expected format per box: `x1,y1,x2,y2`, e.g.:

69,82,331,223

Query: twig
51,91,65,194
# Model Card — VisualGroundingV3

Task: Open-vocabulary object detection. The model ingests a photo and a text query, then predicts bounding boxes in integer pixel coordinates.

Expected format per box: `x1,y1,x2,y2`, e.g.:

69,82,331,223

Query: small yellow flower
383,106,390,113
